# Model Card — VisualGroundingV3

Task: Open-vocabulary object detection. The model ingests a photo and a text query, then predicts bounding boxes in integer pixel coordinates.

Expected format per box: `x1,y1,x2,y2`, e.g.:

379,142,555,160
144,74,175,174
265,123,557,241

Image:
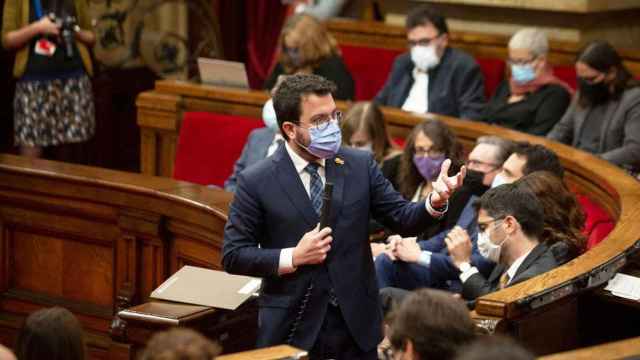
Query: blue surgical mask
262,98,279,131
511,64,536,84
297,120,342,159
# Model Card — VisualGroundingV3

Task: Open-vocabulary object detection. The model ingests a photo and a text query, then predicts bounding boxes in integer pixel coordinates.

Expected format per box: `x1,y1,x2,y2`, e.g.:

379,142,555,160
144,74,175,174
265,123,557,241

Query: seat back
339,44,404,101
477,57,506,98
173,112,264,186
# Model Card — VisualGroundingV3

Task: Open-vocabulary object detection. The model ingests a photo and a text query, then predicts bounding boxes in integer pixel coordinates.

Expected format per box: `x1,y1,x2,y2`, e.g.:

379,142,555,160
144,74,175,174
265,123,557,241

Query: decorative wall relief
89,0,222,79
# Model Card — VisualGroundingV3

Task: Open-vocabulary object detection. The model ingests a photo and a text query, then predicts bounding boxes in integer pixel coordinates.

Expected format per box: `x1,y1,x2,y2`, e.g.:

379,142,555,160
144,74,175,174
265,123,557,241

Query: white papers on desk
604,273,640,301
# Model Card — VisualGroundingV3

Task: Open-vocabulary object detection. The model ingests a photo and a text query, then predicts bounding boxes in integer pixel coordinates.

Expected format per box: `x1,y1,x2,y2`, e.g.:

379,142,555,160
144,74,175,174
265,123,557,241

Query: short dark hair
273,74,337,140
513,142,564,179
390,289,476,360
476,183,545,239
454,335,535,360
141,328,220,360
15,307,86,360
405,5,449,34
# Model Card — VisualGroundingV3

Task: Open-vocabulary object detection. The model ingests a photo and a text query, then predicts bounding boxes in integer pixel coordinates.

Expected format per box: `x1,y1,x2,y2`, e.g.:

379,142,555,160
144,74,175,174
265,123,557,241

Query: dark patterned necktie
304,163,323,215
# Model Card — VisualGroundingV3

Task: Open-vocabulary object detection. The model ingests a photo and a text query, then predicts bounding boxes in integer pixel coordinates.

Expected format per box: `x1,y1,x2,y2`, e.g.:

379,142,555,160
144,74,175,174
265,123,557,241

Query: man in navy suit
222,74,466,359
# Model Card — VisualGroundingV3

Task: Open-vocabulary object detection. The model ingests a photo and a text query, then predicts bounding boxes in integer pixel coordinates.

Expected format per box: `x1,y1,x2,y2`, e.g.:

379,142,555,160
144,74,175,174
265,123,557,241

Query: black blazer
374,47,486,120
462,243,557,301
264,55,355,100
481,81,571,136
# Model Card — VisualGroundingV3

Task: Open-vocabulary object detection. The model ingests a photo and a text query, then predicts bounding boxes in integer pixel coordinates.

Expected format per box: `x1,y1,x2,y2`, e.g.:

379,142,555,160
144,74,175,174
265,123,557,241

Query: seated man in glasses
374,5,485,120
375,136,513,294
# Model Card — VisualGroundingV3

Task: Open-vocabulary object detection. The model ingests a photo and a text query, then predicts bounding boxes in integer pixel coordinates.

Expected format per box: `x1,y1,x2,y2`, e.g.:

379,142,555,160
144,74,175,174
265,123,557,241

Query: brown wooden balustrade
0,154,237,359
137,80,640,354
325,18,640,76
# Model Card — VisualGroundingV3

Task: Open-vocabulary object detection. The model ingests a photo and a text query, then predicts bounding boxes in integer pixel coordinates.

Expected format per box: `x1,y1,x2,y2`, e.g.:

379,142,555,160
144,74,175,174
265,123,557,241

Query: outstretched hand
430,159,466,209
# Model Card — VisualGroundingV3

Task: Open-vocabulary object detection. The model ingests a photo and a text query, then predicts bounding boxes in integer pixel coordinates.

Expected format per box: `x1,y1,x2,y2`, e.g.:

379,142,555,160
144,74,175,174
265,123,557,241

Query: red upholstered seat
173,112,264,186
476,57,506,99
553,65,578,90
576,194,615,250
339,44,404,101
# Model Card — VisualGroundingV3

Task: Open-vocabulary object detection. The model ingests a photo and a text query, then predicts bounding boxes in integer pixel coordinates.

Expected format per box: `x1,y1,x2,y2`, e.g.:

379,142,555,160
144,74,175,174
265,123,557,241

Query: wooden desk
217,345,308,360
136,80,640,355
0,154,232,359
539,336,640,360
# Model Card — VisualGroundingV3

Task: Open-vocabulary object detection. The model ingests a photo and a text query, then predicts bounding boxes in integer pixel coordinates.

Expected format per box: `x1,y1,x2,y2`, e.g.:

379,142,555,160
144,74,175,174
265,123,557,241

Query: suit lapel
324,152,346,227
512,244,547,281
573,107,588,147
271,146,318,227
598,100,622,152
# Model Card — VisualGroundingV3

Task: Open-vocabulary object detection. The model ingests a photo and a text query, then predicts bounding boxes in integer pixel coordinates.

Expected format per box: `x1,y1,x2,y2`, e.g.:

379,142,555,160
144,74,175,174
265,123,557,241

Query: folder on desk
150,265,261,310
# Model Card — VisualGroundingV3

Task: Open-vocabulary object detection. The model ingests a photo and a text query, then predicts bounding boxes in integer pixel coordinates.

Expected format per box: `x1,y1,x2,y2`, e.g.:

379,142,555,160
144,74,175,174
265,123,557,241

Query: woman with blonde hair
264,13,354,100
341,102,401,186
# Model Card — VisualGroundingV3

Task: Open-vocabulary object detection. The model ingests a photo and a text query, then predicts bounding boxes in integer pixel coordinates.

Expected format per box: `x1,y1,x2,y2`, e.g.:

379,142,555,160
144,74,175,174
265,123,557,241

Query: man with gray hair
480,27,573,135
375,135,515,294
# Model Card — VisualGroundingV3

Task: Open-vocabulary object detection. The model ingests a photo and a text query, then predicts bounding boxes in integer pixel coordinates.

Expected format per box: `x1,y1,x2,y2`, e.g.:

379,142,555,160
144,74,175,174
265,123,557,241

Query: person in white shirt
446,183,558,302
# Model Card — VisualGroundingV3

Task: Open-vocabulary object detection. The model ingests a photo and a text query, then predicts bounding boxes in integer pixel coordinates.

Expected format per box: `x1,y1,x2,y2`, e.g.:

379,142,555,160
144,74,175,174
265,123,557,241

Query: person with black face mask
548,40,640,174
375,136,514,294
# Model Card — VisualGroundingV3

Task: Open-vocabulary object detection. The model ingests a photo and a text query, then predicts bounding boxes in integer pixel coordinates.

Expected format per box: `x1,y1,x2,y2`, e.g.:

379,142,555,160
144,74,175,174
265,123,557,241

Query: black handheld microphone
319,182,333,229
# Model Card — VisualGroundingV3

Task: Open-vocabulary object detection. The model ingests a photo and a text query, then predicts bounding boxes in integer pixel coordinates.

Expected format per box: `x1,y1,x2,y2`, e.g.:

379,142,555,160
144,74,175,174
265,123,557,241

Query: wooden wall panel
11,231,113,308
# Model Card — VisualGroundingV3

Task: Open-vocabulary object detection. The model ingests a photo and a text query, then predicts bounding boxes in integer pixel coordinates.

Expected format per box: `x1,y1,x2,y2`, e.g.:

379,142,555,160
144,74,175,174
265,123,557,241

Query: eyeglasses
300,110,343,131
466,159,500,169
407,35,441,48
414,146,444,158
507,56,537,66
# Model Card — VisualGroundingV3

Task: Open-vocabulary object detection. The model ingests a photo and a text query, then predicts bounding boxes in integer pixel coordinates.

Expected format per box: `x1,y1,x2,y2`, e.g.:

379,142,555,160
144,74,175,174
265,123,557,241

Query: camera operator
2,0,96,159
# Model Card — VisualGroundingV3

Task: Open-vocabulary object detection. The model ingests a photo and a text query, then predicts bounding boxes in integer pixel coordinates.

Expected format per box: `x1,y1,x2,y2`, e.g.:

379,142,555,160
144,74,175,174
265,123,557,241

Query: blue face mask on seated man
511,64,537,84
298,119,342,159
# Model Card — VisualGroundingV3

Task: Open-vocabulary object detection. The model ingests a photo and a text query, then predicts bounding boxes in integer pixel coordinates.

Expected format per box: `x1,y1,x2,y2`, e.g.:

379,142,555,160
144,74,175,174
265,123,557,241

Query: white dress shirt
401,69,429,114
266,132,285,157
278,142,447,275
459,247,534,286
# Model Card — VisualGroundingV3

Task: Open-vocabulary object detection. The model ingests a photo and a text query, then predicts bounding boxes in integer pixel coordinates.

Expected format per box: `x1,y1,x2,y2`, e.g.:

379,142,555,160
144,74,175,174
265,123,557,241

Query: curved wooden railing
0,154,232,358
137,80,640,354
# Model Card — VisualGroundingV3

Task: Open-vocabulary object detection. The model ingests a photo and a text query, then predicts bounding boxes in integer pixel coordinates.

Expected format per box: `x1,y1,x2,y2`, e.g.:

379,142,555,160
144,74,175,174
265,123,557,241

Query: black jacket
481,81,571,136
374,47,485,120
462,243,558,301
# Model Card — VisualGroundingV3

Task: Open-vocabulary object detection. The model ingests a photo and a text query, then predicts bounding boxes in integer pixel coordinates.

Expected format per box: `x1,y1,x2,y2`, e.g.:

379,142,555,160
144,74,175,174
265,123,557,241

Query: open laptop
197,57,250,89
150,265,261,310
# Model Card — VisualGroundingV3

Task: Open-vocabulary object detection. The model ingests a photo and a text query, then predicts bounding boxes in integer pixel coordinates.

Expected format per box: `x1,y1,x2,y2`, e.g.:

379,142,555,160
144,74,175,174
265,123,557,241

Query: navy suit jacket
224,127,277,193
374,47,486,120
222,145,440,351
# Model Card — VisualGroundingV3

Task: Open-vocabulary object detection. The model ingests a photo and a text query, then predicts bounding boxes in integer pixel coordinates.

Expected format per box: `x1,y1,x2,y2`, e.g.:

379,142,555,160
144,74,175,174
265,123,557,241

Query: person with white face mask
374,5,485,120
480,28,573,136
445,183,558,302
223,97,285,193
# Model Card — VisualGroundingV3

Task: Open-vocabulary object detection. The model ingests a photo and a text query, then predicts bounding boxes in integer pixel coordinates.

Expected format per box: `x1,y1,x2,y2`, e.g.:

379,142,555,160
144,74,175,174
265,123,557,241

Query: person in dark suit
224,98,284,193
222,74,465,359
374,6,485,120
446,183,558,302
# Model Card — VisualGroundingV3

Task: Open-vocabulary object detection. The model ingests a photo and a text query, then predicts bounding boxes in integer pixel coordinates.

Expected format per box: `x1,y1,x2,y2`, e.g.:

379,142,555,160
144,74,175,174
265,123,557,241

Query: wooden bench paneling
0,154,233,359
